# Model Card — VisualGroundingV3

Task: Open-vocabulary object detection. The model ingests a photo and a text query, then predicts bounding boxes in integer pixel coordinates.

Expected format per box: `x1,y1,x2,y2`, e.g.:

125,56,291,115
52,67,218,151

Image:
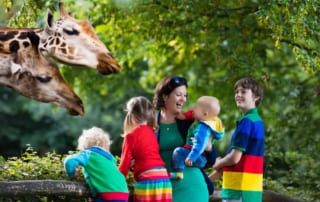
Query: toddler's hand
185,158,193,166
74,167,82,176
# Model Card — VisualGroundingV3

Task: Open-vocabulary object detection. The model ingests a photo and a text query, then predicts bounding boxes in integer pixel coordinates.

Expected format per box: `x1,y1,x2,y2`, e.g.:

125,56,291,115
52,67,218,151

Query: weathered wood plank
0,180,89,197
0,180,305,202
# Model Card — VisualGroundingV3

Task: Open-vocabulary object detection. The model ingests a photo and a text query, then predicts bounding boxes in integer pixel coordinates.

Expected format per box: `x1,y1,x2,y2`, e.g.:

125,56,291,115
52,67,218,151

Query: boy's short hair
234,77,264,106
77,126,112,150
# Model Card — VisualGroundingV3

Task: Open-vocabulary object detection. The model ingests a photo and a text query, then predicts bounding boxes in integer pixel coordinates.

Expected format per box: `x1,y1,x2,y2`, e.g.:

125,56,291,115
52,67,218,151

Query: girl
118,96,172,202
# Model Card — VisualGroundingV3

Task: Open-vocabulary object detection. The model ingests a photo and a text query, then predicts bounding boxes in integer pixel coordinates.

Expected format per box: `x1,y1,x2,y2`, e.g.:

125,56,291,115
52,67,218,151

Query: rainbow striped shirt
222,108,264,202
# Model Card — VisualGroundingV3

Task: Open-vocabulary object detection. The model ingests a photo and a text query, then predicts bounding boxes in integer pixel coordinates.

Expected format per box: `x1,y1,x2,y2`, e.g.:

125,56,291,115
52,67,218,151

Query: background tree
0,0,319,201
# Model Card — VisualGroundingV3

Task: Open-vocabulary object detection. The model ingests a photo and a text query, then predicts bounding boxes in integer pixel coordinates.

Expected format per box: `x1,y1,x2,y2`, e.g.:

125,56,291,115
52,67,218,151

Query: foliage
0,145,69,181
0,0,319,201
0,146,136,186
259,0,320,73
0,146,133,201
0,146,84,201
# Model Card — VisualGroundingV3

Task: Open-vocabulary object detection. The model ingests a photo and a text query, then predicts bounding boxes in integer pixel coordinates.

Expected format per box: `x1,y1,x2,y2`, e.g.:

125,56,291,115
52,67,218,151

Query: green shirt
159,122,209,202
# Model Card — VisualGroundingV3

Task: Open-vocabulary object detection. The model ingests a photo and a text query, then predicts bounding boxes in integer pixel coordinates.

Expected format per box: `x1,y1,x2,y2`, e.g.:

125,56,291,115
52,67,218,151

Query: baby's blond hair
77,126,112,151
198,96,220,119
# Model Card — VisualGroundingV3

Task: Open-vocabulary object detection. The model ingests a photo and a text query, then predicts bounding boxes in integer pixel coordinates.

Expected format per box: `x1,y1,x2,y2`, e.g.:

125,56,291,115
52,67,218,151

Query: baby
170,96,224,180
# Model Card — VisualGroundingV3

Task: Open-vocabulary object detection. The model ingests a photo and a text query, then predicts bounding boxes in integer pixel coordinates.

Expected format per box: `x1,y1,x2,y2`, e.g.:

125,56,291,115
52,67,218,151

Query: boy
170,96,224,180
209,77,264,202
64,126,129,202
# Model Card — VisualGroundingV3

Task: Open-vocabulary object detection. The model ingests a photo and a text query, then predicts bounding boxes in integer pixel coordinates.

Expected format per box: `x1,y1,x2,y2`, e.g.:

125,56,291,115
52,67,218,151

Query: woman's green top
159,122,209,202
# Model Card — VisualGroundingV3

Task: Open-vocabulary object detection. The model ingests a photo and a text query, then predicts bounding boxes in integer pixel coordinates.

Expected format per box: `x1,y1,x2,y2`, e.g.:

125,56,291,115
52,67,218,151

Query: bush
0,145,134,202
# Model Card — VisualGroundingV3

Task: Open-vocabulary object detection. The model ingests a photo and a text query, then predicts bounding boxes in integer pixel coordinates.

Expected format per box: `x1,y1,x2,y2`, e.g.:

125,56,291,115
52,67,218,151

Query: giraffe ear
46,9,54,28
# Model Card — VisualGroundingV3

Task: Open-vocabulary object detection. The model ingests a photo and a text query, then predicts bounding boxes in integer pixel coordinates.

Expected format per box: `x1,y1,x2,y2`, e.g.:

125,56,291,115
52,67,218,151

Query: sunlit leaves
258,0,320,73
0,146,67,180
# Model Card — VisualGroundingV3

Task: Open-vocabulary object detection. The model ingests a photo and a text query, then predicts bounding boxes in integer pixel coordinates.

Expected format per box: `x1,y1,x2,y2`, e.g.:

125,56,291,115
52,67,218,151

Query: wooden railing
0,180,89,202
0,180,304,202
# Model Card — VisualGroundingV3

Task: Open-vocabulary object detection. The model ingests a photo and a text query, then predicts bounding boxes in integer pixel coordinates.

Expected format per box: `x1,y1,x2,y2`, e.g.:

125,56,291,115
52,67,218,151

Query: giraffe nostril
77,98,83,106
68,109,80,116
68,98,84,116
97,63,120,75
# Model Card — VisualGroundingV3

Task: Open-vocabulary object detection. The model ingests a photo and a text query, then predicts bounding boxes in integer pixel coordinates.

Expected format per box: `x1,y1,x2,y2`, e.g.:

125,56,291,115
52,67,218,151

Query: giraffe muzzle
97,53,121,75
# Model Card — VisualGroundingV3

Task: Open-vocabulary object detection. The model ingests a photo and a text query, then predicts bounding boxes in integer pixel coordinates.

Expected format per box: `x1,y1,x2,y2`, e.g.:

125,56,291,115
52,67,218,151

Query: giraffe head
0,28,84,116
8,59,85,116
39,2,120,75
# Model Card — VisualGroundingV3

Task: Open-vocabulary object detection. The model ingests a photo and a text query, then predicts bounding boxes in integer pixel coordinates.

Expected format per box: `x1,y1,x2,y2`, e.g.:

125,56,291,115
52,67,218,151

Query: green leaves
0,146,67,181
258,0,320,73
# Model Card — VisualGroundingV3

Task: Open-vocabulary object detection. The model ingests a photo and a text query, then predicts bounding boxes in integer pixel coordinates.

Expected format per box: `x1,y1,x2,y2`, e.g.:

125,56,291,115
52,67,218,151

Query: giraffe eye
63,27,79,35
36,75,52,83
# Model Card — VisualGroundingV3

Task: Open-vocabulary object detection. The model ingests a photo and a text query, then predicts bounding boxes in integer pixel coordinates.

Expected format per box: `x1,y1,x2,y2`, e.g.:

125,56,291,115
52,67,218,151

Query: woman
153,76,209,202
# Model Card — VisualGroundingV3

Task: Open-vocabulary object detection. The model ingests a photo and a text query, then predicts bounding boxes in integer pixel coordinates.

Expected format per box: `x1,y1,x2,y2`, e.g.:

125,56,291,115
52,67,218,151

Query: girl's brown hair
123,96,157,136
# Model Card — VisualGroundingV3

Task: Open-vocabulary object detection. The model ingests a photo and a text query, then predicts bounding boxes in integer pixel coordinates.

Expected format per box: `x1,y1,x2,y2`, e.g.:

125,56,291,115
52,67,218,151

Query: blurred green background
0,0,319,200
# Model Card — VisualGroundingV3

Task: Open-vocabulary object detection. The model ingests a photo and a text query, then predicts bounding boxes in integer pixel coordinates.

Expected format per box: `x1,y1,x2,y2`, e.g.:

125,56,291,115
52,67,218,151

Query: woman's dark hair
153,76,188,110
234,77,264,106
